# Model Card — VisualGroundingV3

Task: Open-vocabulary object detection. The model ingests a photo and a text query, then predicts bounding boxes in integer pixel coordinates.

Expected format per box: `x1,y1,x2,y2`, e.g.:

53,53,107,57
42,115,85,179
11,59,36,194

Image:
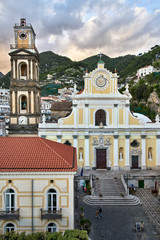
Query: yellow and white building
39,61,160,171
0,137,76,234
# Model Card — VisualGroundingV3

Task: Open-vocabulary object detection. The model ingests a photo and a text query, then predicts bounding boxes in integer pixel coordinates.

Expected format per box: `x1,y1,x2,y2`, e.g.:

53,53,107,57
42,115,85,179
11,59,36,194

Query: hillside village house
136,65,154,79
39,61,160,171
0,137,77,234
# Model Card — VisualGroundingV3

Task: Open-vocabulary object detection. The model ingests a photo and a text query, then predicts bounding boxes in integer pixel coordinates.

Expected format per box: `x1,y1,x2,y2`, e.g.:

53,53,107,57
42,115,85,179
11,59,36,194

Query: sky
0,0,160,74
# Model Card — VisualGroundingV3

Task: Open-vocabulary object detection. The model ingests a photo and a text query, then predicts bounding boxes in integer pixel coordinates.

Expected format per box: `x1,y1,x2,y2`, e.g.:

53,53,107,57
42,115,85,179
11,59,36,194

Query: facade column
156,134,160,168
141,134,146,170
11,59,13,79
85,135,90,168
13,59,15,79
73,135,78,159
85,104,89,128
57,135,62,143
114,104,118,127
29,59,31,79
125,134,130,170
15,59,17,79
15,91,18,114
31,60,33,79
10,91,13,114
28,91,31,114
73,104,77,128
125,104,129,127
34,91,36,113
113,134,119,170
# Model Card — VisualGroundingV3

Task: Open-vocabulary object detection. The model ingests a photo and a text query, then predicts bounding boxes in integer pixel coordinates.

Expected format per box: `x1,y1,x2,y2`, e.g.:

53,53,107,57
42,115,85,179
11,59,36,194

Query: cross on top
97,52,103,60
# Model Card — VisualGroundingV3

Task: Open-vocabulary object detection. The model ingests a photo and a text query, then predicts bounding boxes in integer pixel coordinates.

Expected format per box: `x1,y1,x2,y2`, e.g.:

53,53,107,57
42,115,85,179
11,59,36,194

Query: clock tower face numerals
93,72,110,90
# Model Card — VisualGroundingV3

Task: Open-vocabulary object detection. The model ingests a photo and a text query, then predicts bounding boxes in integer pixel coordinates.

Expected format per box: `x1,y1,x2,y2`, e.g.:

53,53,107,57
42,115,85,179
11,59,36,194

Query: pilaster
85,135,90,167
113,134,119,170
156,134,160,168
125,134,130,170
141,134,146,170
85,104,89,128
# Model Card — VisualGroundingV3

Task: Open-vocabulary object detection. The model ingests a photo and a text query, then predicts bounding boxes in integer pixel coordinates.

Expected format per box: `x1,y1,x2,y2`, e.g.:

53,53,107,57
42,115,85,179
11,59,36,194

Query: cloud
0,0,160,74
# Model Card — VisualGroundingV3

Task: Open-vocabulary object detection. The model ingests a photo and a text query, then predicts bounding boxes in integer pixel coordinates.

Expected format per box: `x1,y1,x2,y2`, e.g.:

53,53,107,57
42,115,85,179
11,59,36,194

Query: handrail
121,175,129,195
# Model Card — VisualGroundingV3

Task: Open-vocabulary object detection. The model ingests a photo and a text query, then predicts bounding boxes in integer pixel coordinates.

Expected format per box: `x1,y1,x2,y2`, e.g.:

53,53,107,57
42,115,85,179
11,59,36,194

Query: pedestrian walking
99,207,103,218
96,208,100,219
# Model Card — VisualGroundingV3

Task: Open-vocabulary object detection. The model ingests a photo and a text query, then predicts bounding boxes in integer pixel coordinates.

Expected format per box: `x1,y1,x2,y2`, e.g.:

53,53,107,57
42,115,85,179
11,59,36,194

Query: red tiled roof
77,89,84,95
0,137,77,172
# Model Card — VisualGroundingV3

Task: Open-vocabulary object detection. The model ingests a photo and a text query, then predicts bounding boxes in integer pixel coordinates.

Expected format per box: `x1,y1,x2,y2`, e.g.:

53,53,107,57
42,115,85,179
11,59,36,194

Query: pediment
9,48,35,56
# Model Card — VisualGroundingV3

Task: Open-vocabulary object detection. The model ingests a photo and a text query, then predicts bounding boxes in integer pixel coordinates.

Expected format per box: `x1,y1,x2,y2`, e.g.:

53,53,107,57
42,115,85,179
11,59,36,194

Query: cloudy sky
0,0,160,74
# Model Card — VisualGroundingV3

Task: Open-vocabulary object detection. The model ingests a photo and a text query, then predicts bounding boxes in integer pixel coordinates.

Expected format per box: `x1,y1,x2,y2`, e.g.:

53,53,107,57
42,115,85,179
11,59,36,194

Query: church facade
39,61,160,171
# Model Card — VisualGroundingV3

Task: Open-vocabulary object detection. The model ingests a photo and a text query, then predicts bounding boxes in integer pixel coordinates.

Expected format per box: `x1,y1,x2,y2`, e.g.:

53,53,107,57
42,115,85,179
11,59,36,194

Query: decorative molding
92,135,111,146
130,149,141,155
114,135,118,139
141,135,146,139
125,135,130,139
73,135,78,139
85,135,90,139
57,135,62,139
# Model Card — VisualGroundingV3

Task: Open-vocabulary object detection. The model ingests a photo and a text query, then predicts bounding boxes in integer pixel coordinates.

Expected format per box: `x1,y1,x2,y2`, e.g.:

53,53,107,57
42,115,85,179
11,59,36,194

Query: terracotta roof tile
0,137,77,172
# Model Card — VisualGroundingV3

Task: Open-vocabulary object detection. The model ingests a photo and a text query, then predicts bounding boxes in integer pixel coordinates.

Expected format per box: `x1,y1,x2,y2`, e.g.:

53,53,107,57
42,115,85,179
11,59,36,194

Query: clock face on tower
96,76,106,87
19,31,28,40
93,72,109,90
19,116,27,125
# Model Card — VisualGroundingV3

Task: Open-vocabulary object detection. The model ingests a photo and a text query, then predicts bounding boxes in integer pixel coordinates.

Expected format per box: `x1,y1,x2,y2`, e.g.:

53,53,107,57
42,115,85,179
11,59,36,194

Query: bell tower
9,18,40,134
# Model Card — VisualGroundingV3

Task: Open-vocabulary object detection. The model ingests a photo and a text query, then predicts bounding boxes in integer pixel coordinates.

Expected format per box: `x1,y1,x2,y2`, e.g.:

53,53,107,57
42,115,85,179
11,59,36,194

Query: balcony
41,208,62,220
0,209,20,220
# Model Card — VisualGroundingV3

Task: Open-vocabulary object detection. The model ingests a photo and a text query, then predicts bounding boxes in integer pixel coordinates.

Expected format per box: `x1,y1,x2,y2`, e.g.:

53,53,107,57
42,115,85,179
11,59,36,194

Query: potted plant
80,207,84,219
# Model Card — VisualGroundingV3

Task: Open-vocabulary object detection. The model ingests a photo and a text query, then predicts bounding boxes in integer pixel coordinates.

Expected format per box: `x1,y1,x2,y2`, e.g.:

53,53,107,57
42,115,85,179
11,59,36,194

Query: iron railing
0,209,20,220
40,208,62,220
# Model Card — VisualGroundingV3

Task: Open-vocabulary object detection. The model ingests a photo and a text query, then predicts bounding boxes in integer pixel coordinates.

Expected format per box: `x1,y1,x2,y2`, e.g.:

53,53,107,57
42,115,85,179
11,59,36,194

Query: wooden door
96,149,106,169
132,156,139,169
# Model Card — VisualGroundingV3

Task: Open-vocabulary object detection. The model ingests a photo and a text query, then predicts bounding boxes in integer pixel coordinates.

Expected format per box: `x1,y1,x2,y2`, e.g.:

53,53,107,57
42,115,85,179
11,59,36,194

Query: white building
136,65,154,79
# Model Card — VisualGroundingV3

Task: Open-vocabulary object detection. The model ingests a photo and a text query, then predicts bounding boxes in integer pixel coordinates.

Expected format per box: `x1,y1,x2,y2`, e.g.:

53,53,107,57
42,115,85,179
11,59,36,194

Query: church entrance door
96,149,106,169
131,156,139,169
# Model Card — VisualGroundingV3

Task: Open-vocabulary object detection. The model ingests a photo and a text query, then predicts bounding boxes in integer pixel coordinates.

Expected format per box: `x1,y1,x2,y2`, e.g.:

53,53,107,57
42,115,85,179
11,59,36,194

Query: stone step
83,195,140,206
93,178,126,197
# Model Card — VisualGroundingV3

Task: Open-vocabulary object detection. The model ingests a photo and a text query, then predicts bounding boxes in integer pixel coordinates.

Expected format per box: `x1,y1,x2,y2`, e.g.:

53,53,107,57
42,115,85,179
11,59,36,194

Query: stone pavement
75,189,160,240
135,188,160,236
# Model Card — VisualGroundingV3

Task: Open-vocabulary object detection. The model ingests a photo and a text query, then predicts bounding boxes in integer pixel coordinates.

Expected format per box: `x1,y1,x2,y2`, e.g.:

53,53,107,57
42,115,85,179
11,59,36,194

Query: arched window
5,189,15,212
47,223,57,233
5,223,15,233
21,63,27,76
47,189,57,212
21,95,27,110
95,109,106,126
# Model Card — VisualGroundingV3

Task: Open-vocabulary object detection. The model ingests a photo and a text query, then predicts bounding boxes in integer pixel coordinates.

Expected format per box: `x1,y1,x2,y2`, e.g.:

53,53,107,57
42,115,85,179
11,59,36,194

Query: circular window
19,31,27,40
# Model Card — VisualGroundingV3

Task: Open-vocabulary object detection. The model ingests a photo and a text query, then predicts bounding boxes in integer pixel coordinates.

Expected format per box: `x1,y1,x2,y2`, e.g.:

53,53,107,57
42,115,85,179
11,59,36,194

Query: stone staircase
83,176,140,206
94,178,125,196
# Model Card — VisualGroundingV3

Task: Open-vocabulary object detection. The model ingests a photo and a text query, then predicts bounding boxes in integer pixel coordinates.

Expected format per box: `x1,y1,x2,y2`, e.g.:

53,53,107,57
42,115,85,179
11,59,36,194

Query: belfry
9,18,40,134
